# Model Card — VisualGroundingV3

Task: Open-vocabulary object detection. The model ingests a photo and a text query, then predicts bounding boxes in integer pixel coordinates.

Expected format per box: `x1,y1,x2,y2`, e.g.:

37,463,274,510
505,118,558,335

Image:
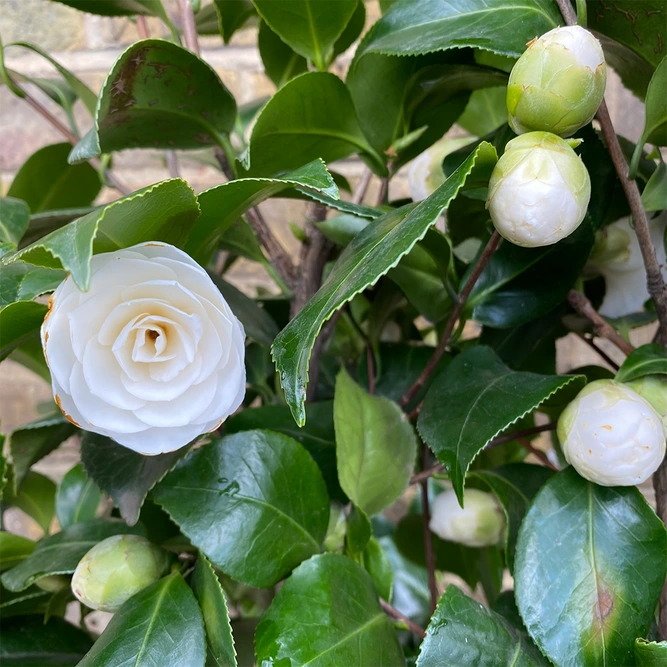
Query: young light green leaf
78,573,206,667
515,467,667,667
69,40,236,163
362,536,393,602
0,197,30,246
153,430,330,588
255,553,404,666
13,179,200,290
273,141,497,426
615,343,667,382
11,470,56,534
334,369,417,516
641,160,667,212
192,554,237,667
55,463,102,529
346,503,372,556
635,638,667,666
416,585,549,667
253,0,357,70
417,346,583,504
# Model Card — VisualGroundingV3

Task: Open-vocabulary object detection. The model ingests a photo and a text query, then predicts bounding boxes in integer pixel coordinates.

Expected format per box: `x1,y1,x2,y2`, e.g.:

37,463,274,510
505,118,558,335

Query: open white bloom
429,488,506,547
591,214,667,318
558,380,666,486
487,132,591,247
41,242,246,455
507,25,606,137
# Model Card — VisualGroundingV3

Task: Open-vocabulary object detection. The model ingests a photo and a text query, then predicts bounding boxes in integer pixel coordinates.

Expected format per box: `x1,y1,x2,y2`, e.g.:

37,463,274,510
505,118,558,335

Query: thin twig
366,346,376,395
136,15,149,39
379,599,427,639
399,232,502,407
575,333,620,371
177,0,200,55
420,443,438,613
567,290,634,356
555,0,578,24
376,177,388,206
352,168,372,205
517,438,558,471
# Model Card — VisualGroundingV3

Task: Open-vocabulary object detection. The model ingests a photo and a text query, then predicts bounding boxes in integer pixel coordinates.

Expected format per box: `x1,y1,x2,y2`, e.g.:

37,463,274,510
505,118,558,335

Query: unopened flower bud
429,488,506,547
626,376,667,422
507,26,606,137
487,132,590,247
71,535,169,612
558,379,666,486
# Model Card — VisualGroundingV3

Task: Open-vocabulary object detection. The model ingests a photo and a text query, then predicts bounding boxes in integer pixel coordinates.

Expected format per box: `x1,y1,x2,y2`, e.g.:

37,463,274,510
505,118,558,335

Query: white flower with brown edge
41,242,246,455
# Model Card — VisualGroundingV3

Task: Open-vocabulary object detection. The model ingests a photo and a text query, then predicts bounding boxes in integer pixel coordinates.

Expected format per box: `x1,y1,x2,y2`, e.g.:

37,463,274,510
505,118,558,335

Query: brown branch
567,290,634,356
517,438,558,471
376,177,388,206
352,168,372,205
575,333,620,371
379,599,427,639
366,345,376,395
399,231,502,407
555,0,578,24
177,0,200,55
136,15,149,39
420,443,438,614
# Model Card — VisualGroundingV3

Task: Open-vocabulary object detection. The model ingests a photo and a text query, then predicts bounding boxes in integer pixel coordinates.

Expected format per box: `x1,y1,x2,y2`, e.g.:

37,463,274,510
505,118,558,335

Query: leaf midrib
588,483,607,666
133,576,173,666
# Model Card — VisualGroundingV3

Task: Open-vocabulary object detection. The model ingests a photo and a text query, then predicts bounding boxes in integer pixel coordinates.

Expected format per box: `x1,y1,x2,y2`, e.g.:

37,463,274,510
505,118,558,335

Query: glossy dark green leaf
192,554,237,667
0,533,35,572
616,343,667,382
418,346,583,504
153,430,330,587
0,301,46,362
0,616,92,666
1,519,144,592
0,262,65,308
7,143,101,213
55,464,102,529
215,0,256,43
11,471,56,534
334,368,417,516
19,206,96,247
0,197,30,246
253,0,357,70
272,141,497,425
80,433,189,526
224,402,343,501
187,159,337,262
514,467,667,667
258,19,308,88
471,464,554,571
14,178,199,290
69,40,236,163
0,585,51,619
52,0,171,19
332,0,365,58
346,503,372,556
244,71,383,176
417,585,549,667
635,639,667,666
362,536,393,602
255,553,404,666
8,414,76,491
79,572,206,667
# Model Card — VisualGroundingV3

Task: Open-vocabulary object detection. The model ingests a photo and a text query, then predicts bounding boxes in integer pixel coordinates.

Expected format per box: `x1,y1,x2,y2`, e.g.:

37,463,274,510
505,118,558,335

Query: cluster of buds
487,26,606,248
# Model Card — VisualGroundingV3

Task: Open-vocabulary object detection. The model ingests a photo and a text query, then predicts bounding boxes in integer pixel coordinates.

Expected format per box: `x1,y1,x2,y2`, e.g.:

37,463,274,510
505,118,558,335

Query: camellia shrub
1,0,667,665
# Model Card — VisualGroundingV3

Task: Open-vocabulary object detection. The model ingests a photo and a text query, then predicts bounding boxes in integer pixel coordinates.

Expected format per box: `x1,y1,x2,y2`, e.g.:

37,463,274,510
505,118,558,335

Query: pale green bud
71,535,169,612
323,503,347,553
429,488,506,547
558,379,666,486
626,376,667,422
507,26,606,137
487,132,591,247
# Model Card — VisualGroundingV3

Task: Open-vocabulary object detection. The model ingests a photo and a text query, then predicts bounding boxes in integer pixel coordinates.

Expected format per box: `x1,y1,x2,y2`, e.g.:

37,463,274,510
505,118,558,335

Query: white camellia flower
558,380,666,486
429,488,506,547
487,132,591,247
507,25,606,137
41,242,246,455
590,214,667,318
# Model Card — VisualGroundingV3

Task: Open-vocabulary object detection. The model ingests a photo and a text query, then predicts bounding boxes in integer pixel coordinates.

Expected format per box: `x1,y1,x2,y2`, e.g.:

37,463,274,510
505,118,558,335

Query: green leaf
417,346,583,504
514,467,667,667
55,464,102,529
80,433,189,526
1,519,144,592
332,0,366,58
346,503,372,556
13,179,200,290
215,0,256,43
334,368,417,516
362,536,393,602
7,143,101,213
471,464,554,572
642,161,667,212
187,159,337,263
78,572,206,667
0,585,51,619
0,197,30,246
255,553,404,666
273,141,497,425
52,0,170,18
69,39,236,163
192,554,237,667
12,471,56,534
635,639,667,666
0,532,36,572
458,86,508,137
0,616,92,666
0,301,46,362
258,19,308,88
244,72,384,176
252,0,357,70
8,337,50,383
153,430,330,587
8,414,76,491
416,585,549,667
616,343,667,382
0,262,65,308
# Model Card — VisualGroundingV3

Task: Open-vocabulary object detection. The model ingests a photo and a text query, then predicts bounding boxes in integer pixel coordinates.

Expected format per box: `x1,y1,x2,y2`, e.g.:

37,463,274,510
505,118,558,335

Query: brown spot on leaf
593,585,614,630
